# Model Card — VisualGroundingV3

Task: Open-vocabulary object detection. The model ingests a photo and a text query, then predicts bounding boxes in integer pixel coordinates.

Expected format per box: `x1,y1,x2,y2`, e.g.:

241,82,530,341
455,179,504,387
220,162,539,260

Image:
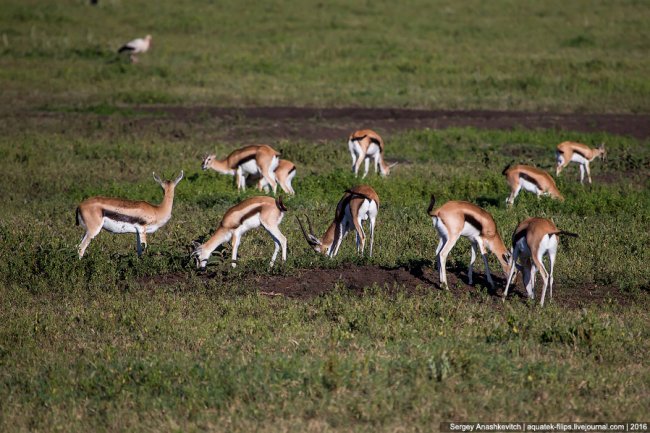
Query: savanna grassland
1,0,650,112
1,1,650,432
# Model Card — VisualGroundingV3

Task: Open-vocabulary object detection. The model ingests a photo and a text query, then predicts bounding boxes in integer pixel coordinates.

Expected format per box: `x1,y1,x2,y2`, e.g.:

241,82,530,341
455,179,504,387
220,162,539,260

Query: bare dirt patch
140,263,643,309
136,106,650,140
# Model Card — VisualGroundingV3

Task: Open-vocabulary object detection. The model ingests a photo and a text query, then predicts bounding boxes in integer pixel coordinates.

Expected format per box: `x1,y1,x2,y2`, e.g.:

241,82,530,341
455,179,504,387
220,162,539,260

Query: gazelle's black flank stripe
465,214,483,233
512,228,528,245
235,154,257,168
519,172,542,189
572,148,587,159
103,210,147,226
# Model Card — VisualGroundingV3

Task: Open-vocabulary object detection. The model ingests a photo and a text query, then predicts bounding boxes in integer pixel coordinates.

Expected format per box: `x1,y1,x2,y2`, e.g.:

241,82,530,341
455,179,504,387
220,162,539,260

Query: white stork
118,34,152,63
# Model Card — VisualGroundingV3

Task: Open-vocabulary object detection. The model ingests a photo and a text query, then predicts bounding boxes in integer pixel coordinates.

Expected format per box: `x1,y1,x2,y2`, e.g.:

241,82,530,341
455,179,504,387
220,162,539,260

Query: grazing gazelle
427,195,511,290
556,141,606,184
76,171,184,258
348,129,397,178
191,196,287,269
297,185,379,257
202,144,280,193
258,159,297,195
503,163,564,206
503,217,577,306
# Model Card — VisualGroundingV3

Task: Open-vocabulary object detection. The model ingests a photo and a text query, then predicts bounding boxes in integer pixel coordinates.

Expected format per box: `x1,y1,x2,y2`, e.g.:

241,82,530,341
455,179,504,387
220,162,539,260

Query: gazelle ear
308,234,322,245
503,252,511,263
389,162,399,169
174,170,184,185
152,172,163,186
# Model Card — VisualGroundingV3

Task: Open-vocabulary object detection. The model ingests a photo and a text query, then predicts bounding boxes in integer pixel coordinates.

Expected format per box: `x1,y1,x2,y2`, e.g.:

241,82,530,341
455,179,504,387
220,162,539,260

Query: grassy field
1,0,650,112
1,112,649,431
1,0,650,431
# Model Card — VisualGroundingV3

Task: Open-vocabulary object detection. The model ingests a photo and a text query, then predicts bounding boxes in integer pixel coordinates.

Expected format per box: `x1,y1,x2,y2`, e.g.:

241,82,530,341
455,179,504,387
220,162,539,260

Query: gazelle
76,171,184,258
503,217,577,306
348,129,397,177
427,195,511,290
556,141,606,184
503,163,564,206
202,144,280,193
297,185,379,257
258,159,297,195
191,196,287,269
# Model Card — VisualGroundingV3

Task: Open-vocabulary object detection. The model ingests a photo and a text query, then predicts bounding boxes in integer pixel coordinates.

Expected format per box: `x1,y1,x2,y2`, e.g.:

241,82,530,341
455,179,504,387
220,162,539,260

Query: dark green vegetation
1,0,649,112
1,113,649,431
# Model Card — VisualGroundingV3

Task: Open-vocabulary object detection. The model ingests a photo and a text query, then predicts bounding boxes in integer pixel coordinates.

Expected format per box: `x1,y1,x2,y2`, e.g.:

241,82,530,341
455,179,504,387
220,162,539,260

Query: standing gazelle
76,171,184,258
556,141,606,184
258,159,297,195
348,129,396,177
503,163,564,206
427,195,511,290
202,144,280,193
297,185,379,257
503,217,577,306
191,196,287,269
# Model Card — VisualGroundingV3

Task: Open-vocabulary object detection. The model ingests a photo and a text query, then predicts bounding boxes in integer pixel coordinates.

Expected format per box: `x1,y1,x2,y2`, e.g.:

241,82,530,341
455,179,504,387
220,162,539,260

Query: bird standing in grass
118,34,152,63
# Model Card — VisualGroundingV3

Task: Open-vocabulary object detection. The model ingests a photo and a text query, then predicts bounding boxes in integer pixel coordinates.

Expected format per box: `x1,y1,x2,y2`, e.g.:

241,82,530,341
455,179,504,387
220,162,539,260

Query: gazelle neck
159,187,176,214
488,234,511,275
210,158,235,175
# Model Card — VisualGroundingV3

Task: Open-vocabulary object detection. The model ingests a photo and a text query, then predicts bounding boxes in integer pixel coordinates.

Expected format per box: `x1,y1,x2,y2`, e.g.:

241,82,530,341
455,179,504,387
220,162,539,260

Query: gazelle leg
331,223,345,257
353,151,366,177
502,248,520,301
534,254,550,306
434,239,444,270
135,229,143,257
78,226,102,258
548,250,556,302
525,261,537,300
468,240,478,285
369,216,376,257
353,217,366,255
478,240,494,289
262,223,287,266
579,164,585,184
585,162,592,184
230,233,241,268
507,185,521,206
438,234,460,290
362,158,370,178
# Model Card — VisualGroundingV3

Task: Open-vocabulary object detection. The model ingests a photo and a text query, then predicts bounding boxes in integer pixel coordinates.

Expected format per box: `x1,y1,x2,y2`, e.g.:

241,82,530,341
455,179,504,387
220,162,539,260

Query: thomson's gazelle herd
75,130,604,306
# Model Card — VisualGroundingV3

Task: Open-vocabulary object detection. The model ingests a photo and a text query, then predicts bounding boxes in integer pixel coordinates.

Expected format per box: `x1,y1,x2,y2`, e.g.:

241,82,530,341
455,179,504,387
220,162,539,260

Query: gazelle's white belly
239,160,260,176
520,178,540,194
102,218,163,234
103,218,139,234
570,153,588,164
236,214,261,236
365,143,380,158
460,222,481,239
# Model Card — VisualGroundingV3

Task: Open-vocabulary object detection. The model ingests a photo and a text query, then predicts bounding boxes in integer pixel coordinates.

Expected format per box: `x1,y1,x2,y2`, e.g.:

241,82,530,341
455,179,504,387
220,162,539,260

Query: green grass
0,113,649,431
1,0,650,112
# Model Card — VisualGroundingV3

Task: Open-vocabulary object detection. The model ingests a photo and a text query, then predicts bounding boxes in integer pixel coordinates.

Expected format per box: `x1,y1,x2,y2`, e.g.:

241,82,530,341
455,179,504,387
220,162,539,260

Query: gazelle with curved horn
76,171,184,258
202,144,280,193
258,159,297,195
503,217,577,306
191,196,288,269
348,129,397,177
502,163,564,206
297,185,379,257
427,195,511,290
556,141,606,184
